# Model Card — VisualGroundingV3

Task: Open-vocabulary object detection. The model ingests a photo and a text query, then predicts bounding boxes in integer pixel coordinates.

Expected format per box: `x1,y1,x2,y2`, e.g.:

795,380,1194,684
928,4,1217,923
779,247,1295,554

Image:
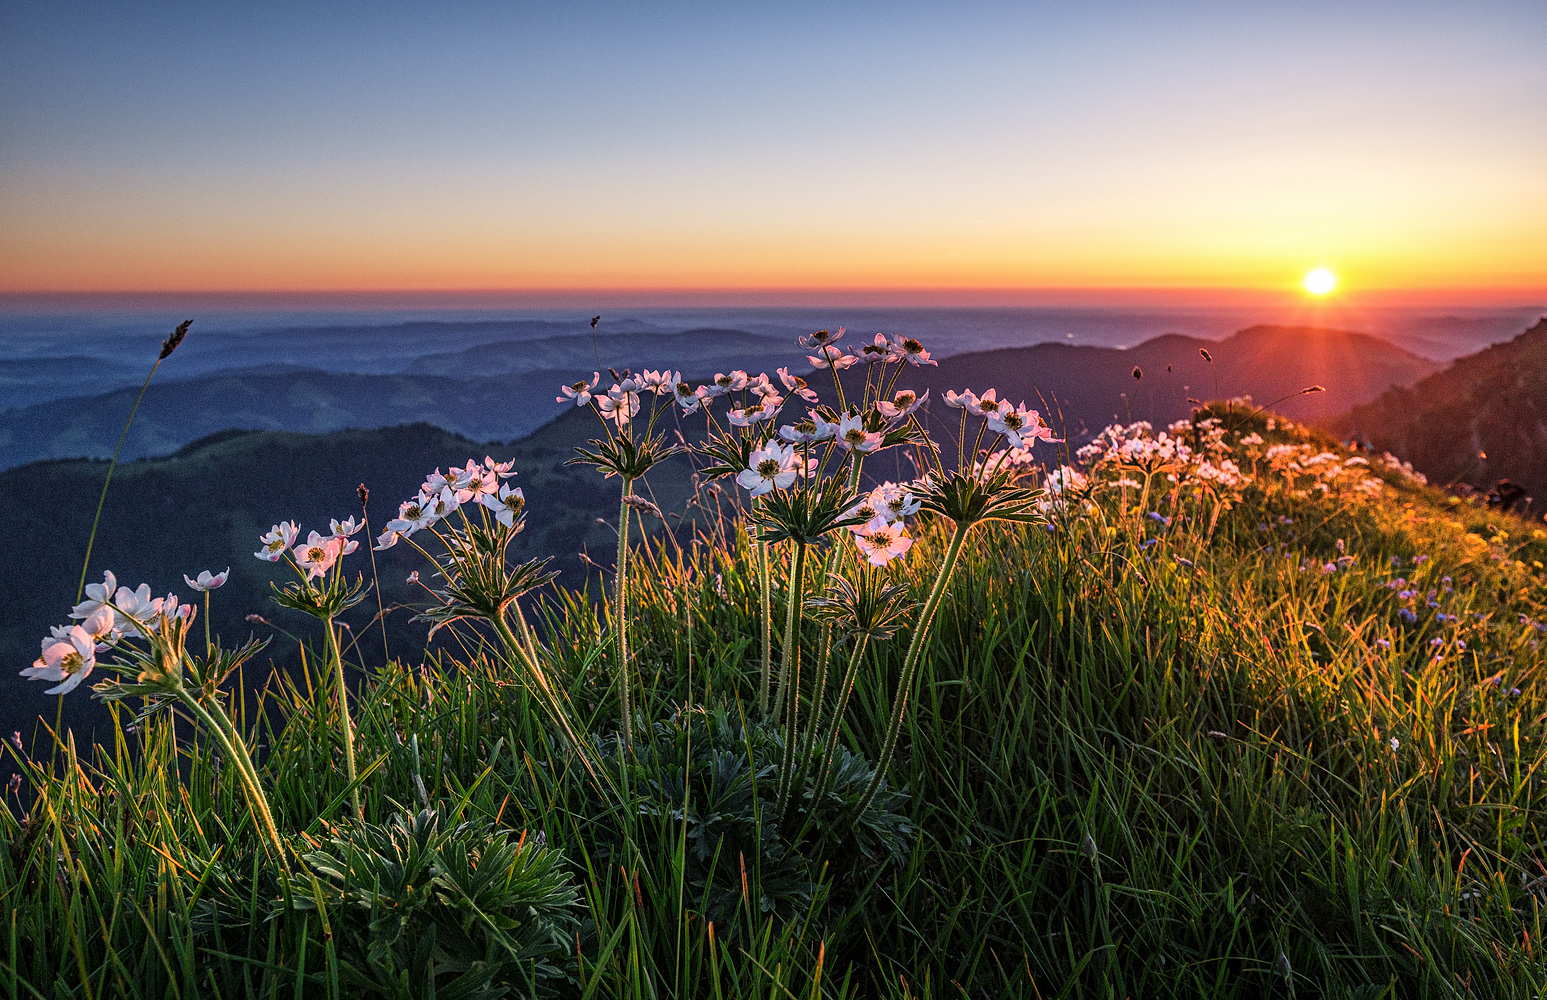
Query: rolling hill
1333,317,1547,508
895,324,1442,438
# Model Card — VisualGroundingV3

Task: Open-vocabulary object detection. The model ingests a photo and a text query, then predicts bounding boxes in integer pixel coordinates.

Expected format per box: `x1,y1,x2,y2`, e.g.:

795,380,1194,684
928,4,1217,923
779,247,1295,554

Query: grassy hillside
4,393,1545,997
1336,317,1547,508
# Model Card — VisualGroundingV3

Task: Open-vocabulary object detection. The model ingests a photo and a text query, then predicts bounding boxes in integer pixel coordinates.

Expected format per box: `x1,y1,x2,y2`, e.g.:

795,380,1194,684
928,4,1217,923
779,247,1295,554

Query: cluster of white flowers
942,388,1058,450
844,481,924,566
1077,418,1251,497
256,516,366,576
1036,465,1091,515
23,567,224,695
374,456,523,550
1265,444,1388,500
1378,452,1429,486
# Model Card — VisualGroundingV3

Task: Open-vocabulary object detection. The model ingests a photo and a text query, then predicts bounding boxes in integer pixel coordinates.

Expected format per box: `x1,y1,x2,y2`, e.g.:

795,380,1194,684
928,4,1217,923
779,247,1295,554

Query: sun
1303,267,1338,296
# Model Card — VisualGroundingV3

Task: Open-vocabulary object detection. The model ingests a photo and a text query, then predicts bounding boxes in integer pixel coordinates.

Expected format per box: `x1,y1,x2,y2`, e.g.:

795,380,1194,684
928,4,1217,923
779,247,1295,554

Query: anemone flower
877,388,927,420
807,345,858,371
852,516,914,566
558,372,600,406
890,335,937,366
293,532,344,580
255,521,300,562
834,413,883,453
183,568,230,592
736,441,803,497
23,624,98,695
943,388,978,410
776,367,820,403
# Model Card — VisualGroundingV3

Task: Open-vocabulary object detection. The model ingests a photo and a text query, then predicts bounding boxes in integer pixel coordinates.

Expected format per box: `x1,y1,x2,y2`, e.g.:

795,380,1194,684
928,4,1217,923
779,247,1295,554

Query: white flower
70,570,119,621
987,403,1052,448
597,387,640,427
853,333,894,364
22,625,98,695
736,442,803,497
374,528,400,550
890,334,937,366
943,389,978,410
708,370,749,396
183,568,230,592
807,344,858,371
255,521,300,562
852,516,914,566
670,376,708,413
482,483,525,527
386,494,437,537
866,482,921,523
797,327,843,350
293,532,344,579
833,413,883,453
876,388,927,420
638,369,675,395
478,455,514,479
968,388,1003,418
557,372,600,405
452,459,499,503
1390,737,1400,751
112,583,159,637
776,367,820,403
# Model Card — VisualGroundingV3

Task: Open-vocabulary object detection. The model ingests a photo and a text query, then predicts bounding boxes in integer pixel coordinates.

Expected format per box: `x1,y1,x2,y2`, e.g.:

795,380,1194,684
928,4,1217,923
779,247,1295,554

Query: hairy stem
323,617,361,816
774,541,807,808
615,477,634,747
176,688,286,867
758,536,773,715
846,520,970,829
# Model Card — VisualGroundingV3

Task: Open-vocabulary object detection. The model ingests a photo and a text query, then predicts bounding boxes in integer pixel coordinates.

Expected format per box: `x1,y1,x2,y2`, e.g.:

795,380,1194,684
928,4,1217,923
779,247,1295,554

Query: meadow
5,328,1546,998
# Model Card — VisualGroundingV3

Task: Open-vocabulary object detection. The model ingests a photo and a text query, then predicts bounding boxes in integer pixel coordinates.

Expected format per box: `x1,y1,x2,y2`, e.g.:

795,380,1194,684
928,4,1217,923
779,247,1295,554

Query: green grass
4,405,1546,998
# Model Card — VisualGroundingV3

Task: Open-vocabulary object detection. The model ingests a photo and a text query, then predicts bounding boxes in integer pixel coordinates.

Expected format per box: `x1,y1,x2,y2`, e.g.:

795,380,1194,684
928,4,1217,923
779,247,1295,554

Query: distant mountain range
1333,317,1547,510
0,410,706,743
901,323,1440,438
0,322,1441,472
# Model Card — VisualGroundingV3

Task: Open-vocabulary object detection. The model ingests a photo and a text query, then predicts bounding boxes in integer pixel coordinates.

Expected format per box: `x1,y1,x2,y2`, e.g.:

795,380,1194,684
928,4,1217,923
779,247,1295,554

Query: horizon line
4,285,1546,312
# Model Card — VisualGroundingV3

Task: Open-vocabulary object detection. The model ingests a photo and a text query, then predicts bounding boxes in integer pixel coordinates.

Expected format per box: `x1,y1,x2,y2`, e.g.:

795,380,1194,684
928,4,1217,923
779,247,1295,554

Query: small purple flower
1279,516,1295,525
1390,556,1402,567
1414,555,1429,565
1399,609,1417,624
1148,512,1171,526
1376,639,1391,650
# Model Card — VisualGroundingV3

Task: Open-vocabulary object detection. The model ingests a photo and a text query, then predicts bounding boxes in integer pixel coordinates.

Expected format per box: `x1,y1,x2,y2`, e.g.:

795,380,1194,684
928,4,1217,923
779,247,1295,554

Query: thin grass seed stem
848,520,970,826
615,476,634,747
75,357,166,604
321,616,362,815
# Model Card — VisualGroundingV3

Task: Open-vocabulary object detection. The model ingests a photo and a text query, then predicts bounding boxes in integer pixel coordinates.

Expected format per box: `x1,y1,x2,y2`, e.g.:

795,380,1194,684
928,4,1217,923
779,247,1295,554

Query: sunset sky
2,2,1544,302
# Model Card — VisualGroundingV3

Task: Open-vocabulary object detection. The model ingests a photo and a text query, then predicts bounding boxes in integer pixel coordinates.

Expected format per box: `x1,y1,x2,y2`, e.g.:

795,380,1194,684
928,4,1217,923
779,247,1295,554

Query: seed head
159,320,192,359
1131,366,1142,381
591,315,600,328
1199,348,1212,363
357,483,369,507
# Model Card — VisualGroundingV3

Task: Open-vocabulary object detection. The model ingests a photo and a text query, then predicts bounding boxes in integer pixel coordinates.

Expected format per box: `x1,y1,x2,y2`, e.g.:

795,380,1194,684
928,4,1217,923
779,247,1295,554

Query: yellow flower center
757,459,781,476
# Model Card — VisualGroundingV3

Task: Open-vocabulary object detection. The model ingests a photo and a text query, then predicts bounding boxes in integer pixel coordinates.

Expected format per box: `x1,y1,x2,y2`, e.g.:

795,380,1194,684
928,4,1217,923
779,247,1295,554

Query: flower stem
176,688,287,867
615,476,634,748
774,541,807,807
323,617,362,816
757,535,773,716
846,520,970,828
